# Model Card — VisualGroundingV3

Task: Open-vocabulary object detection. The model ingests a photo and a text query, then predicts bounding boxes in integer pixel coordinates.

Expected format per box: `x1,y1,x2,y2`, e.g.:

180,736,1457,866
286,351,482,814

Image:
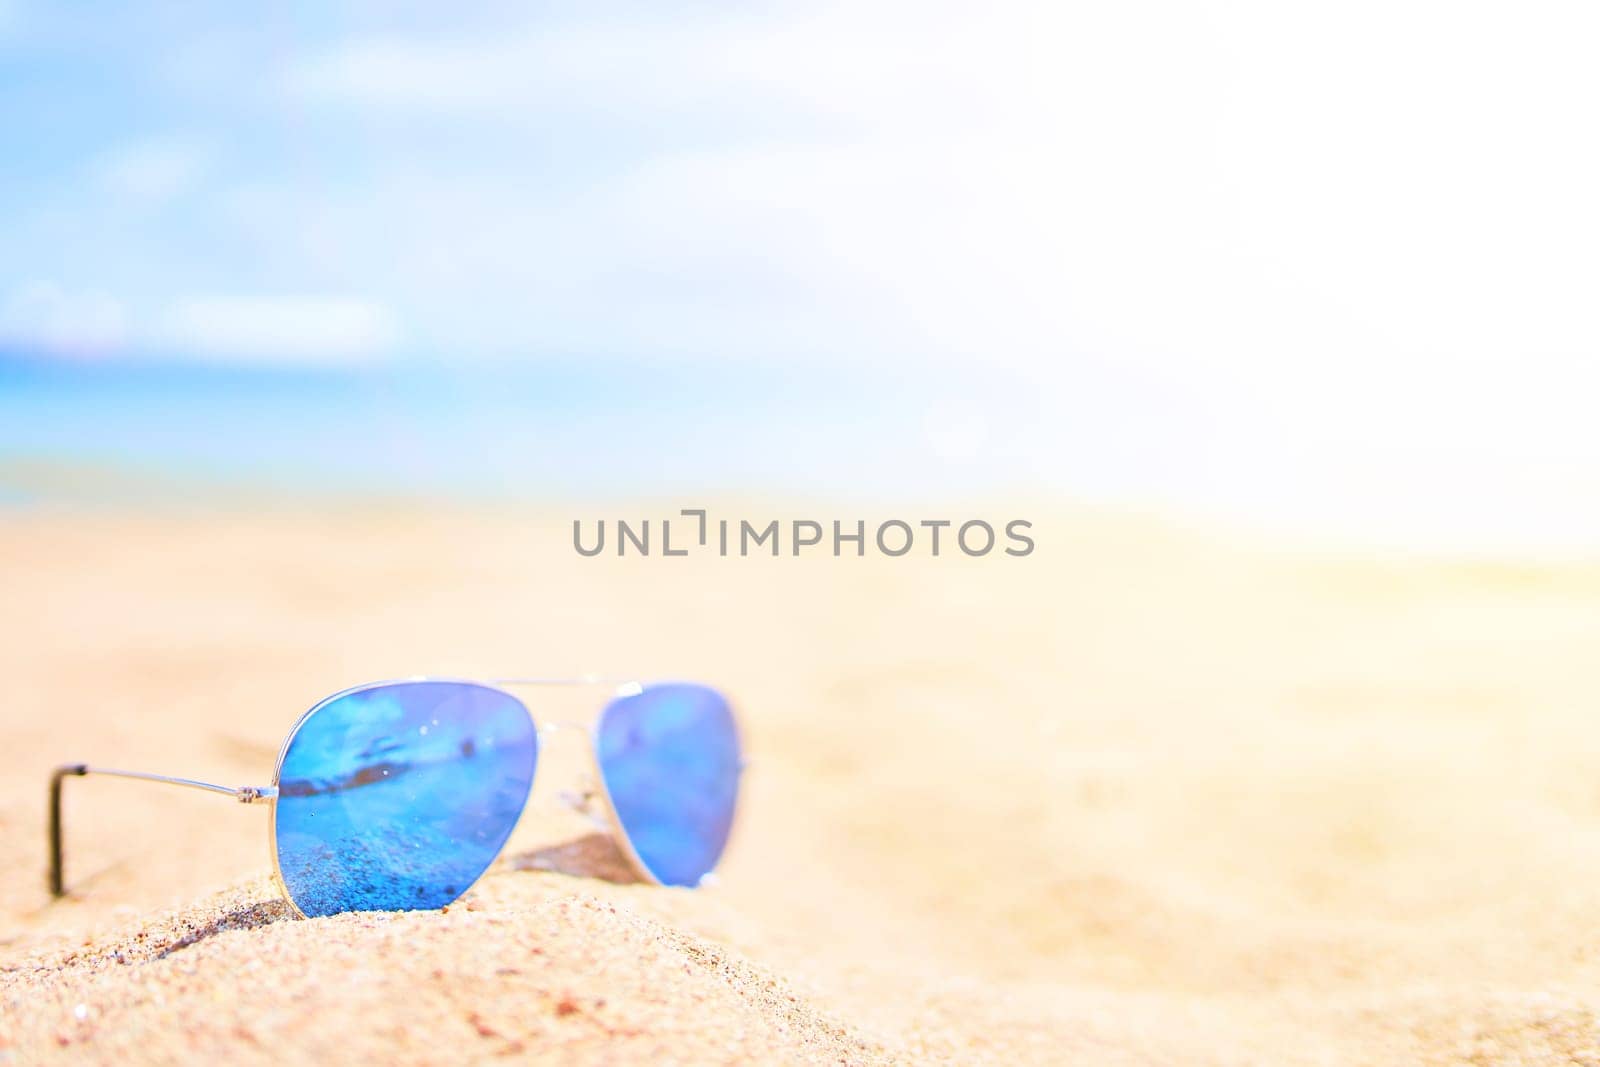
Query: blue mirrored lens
273,681,536,916
596,683,740,887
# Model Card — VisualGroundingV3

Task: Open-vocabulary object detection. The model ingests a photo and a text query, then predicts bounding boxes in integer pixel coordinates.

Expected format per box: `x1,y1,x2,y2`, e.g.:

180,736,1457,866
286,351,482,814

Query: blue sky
3,3,1600,549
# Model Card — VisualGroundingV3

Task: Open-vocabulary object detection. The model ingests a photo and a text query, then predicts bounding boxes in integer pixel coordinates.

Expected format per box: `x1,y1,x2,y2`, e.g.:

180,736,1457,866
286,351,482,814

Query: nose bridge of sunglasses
528,721,611,829
535,719,591,742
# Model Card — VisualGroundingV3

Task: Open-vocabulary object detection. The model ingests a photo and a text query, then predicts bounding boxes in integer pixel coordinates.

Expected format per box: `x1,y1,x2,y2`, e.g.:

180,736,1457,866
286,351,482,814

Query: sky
2,2,1599,550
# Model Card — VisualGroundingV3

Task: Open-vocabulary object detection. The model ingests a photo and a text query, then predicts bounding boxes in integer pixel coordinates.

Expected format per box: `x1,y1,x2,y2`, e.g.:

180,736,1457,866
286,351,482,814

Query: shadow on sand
502,832,646,886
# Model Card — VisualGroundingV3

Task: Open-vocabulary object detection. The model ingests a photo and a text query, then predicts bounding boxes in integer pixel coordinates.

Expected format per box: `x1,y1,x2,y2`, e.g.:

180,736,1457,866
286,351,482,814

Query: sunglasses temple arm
48,764,277,898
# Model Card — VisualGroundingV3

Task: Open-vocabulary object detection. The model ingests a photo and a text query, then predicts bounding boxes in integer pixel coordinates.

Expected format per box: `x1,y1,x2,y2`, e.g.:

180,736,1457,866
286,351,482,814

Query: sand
3,504,1600,1064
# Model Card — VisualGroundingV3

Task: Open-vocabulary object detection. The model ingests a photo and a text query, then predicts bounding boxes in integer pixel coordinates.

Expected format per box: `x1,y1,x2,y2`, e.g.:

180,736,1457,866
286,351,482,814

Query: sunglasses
48,677,743,917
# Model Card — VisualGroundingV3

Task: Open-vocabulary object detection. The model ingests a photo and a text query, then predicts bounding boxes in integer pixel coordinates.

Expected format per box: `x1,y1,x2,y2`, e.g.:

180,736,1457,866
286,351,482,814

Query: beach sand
3,505,1600,1064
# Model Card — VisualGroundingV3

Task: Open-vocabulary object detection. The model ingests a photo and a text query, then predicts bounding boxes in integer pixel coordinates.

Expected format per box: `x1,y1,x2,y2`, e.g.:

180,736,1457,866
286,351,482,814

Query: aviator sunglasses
48,678,743,917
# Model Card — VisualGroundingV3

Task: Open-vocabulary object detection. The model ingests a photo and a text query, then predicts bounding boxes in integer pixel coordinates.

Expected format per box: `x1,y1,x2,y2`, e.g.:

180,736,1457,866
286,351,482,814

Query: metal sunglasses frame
49,676,731,917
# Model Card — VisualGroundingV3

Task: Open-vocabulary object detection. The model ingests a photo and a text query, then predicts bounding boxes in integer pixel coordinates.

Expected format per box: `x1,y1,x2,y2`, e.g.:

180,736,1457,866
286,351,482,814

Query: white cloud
281,10,971,121
157,296,399,364
285,34,533,110
0,281,128,357
97,140,207,203
1,287,400,364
